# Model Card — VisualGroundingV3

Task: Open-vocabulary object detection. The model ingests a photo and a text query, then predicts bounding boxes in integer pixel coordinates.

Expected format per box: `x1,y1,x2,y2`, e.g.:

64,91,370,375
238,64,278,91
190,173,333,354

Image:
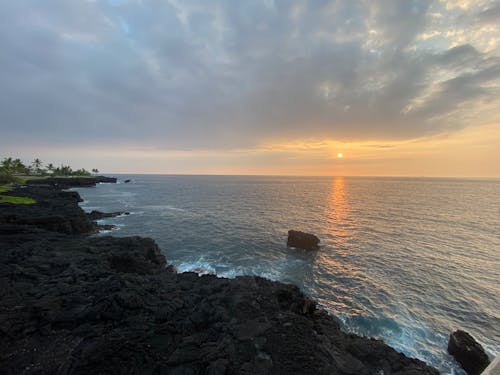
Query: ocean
73,175,500,373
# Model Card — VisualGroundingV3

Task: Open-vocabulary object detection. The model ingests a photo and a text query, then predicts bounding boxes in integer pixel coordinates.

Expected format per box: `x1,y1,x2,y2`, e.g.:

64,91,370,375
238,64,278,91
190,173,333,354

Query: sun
337,152,343,158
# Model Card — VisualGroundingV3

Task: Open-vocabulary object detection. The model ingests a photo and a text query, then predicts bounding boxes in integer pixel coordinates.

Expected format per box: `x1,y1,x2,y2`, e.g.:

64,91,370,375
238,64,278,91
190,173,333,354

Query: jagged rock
87,210,129,220
95,176,117,183
124,179,131,183
97,223,116,231
448,330,490,375
287,230,320,250
0,182,128,235
26,176,117,188
0,181,439,375
0,186,95,234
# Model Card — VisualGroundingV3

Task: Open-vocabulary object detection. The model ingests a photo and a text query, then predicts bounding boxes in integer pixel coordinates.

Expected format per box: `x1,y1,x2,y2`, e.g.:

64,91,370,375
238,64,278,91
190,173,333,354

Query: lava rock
448,330,490,375
97,224,116,231
87,210,129,220
26,176,117,188
0,186,95,234
287,230,320,250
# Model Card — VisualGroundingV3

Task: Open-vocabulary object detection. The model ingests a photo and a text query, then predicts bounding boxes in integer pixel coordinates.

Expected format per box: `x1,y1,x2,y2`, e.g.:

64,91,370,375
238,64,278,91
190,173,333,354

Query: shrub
0,171,20,184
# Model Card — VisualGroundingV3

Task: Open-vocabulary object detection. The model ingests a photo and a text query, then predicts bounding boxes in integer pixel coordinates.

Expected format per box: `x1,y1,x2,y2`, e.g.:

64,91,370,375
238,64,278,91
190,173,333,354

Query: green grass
0,194,36,204
0,174,93,205
0,184,11,193
0,183,36,204
18,175,53,184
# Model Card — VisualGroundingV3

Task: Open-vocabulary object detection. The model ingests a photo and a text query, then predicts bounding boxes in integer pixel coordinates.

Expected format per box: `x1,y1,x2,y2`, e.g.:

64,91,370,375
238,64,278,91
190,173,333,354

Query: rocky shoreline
0,178,439,374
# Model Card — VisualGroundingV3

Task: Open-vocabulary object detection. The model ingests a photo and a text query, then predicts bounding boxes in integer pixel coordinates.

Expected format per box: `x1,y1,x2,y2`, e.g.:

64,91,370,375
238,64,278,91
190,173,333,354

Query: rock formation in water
448,330,490,375
287,230,320,250
0,179,439,374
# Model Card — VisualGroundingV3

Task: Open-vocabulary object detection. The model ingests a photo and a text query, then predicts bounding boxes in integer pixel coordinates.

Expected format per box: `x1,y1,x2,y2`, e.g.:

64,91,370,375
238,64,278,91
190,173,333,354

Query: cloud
476,4,500,24
0,0,499,151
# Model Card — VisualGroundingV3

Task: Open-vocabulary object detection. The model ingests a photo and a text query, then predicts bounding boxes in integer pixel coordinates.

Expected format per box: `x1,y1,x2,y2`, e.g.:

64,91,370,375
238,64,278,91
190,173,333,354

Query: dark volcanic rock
88,210,129,220
26,175,117,188
95,175,117,183
0,182,439,375
1,178,121,235
448,330,490,375
0,187,95,234
287,230,320,250
97,223,116,231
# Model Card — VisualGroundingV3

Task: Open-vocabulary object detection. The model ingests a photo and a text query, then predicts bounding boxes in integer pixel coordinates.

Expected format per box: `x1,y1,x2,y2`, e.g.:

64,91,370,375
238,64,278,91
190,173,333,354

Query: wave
174,257,292,282
145,204,186,212
340,314,463,374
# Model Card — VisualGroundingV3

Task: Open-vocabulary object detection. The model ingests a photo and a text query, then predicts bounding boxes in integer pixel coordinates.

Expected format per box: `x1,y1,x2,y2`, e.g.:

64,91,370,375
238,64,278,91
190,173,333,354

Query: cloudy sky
1,0,499,176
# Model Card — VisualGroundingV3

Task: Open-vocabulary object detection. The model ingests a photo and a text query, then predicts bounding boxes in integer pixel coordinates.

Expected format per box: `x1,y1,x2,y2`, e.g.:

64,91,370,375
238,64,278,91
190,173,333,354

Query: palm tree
73,168,91,176
92,168,99,175
59,165,72,176
12,159,28,174
47,163,55,175
32,158,43,175
1,157,14,172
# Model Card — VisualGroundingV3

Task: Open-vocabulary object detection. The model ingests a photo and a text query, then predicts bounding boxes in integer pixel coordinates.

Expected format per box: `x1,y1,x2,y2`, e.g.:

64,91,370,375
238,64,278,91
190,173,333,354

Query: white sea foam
174,259,281,280
146,205,186,212
115,212,131,218
175,259,217,275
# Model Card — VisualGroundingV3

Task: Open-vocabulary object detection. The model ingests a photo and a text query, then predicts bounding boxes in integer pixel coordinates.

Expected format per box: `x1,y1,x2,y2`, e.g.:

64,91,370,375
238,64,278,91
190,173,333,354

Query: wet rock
87,210,129,220
448,330,490,375
97,224,115,232
287,230,320,250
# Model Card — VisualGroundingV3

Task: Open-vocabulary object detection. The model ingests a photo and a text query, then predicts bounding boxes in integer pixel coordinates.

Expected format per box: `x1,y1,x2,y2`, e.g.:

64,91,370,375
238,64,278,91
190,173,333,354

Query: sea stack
448,330,490,375
287,230,320,250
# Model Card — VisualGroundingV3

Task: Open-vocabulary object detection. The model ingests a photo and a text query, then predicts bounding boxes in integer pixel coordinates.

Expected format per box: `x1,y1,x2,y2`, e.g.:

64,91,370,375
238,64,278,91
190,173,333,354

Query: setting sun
337,152,343,158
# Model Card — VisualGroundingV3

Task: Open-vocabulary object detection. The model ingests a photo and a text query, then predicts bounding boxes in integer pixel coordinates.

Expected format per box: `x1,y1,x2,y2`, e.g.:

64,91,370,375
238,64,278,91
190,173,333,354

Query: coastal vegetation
0,194,36,204
0,156,99,184
0,156,99,204
0,183,36,204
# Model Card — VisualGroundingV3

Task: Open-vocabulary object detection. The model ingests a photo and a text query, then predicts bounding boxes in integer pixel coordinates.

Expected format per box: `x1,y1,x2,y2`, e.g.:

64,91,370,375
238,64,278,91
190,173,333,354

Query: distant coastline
101,173,500,180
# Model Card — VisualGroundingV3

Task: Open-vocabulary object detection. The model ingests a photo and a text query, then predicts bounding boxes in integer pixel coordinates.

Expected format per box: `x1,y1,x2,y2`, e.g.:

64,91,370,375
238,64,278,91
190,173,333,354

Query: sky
1,0,499,177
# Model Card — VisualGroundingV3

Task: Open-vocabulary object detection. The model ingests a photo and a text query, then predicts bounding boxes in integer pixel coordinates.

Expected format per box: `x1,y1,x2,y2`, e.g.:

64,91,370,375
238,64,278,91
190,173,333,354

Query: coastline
0,177,439,374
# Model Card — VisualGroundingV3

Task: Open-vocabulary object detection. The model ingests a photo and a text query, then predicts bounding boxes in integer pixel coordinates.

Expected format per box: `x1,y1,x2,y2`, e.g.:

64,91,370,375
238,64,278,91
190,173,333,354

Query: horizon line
101,173,500,180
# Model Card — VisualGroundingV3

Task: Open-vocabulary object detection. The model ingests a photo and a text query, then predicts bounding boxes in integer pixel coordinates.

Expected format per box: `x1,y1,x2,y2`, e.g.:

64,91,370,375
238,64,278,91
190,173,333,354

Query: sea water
74,175,500,373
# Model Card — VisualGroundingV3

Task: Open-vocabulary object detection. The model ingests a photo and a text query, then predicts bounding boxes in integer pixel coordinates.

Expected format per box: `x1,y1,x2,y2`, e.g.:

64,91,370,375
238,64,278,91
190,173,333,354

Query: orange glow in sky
1,1,500,178
10,121,499,177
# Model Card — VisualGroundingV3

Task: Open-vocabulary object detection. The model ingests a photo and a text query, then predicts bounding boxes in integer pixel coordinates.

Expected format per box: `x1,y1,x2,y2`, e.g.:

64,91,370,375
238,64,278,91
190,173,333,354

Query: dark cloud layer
1,0,499,150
